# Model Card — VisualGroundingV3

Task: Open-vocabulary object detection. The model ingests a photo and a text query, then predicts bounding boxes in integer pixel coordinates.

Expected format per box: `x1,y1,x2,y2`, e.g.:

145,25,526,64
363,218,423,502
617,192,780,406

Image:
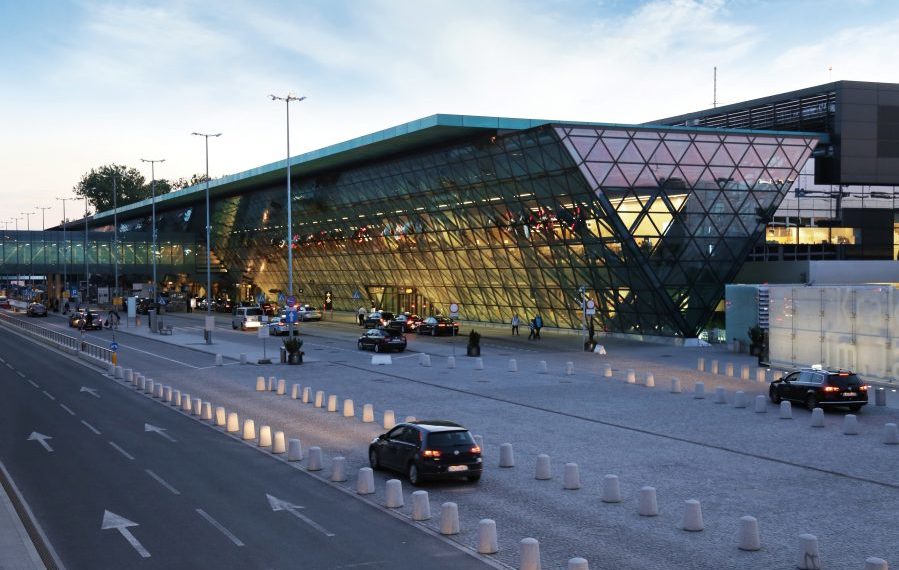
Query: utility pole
36,206,52,296
140,158,165,302
21,211,34,293
191,131,221,345
56,197,73,300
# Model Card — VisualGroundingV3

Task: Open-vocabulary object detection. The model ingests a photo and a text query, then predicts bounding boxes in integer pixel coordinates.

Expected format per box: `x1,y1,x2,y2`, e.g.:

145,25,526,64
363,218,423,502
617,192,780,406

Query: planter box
466,345,480,357
288,351,304,365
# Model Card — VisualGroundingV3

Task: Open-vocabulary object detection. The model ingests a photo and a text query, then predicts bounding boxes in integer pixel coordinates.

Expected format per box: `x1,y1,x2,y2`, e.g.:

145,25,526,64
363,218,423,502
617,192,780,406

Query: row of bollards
696,357,774,384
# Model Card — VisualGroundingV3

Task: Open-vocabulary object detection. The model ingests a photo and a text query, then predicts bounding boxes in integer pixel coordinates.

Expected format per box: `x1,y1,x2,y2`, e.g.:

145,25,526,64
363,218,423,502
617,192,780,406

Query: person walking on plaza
534,314,543,339
511,313,520,336
358,306,366,326
527,318,536,340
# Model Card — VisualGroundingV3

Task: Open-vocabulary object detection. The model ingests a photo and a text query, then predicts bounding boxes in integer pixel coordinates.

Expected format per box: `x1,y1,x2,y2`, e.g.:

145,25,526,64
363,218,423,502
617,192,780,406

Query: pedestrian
358,306,366,326
511,313,520,336
534,314,543,339
63,301,70,315
527,318,535,340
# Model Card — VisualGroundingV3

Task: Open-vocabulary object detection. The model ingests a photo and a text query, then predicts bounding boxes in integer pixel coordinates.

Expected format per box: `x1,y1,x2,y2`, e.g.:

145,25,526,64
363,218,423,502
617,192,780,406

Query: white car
268,316,299,336
296,304,322,321
231,306,264,330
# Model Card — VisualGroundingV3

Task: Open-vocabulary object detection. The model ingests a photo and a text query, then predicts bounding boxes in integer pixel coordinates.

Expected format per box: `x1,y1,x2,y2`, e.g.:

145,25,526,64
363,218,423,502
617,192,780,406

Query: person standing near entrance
511,314,520,336
534,314,543,339
358,306,366,326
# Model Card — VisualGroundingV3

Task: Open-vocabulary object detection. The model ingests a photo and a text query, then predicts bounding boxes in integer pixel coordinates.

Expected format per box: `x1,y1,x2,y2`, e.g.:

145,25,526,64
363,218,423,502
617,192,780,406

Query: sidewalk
0,462,47,570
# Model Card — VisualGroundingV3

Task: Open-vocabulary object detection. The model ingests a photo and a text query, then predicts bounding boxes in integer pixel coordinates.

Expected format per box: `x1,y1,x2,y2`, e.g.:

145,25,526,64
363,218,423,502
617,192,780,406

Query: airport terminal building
3,81,898,339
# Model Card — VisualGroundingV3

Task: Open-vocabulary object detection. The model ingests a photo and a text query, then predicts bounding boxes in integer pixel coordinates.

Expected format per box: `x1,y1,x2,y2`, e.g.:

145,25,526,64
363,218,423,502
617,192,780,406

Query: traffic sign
449,303,460,318
586,299,596,316
352,290,361,300
110,341,119,351
286,295,297,308
277,292,286,304
284,309,298,324
256,293,265,305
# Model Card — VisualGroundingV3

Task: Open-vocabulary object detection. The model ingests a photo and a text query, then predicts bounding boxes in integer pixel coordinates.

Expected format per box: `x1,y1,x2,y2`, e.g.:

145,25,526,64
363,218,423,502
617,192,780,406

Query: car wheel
805,394,818,411
848,404,861,412
357,341,364,350
369,449,381,470
466,474,481,483
374,344,381,353
408,462,421,486
768,385,781,404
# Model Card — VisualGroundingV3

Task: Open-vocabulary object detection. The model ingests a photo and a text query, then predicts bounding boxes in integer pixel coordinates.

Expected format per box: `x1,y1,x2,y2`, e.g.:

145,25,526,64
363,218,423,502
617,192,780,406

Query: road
0,329,493,569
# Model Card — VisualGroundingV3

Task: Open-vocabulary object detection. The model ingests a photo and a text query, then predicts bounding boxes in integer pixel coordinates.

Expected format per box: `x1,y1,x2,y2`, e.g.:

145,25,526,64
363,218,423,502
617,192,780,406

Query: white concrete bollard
255,376,265,392
115,365,124,379
477,519,498,554
644,373,655,388
710,359,719,374
124,369,133,383
738,516,761,551
601,474,621,503
165,386,173,403
682,499,704,531
327,394,338,412
697,357,705,372
268,376,276,391
192,397,202,416
258,425,272,447
173,390,182,407
440,502,460,535
843,414,859,435
182,394,192,413
539,360,548,374
226,413,239,433
474,434,484,454
499,443,514,467
385,479,404,508
421,354,432,367
215,354,223,366
331,456,347,482
755,395,767,413
780,401,793,419
715,386,727,403
810,407,825,427
307,446,323,471
145,379,155,394
343,399,355,418
412,490,430,521
734,391,747,408
108,362,115,376
276,379,286,395
602,363,612,378
741,365,750,380
138,377,146,392
291,383,300,399
884,423,899,444
132,373,140,387
563,463,581,490
508,358,518,372
875,387,887,406
215,406,226,426
419,353,428,366
474,357,484,370
242,419,256,440
726,362,734,377
404,416,416,423
756,368,767,383
383,410,396,429
356,467,375,494
568,558,589,570
447,356,456,369
362,404,374,422
638,486,658,516
535,454,552,480
693,382,705,399
565,361,574,376
155,384,164,399
240,353,247,365
302,387,311,404
273,431,286,454
670,378,682,393
287,438,303,461
797,533,821,570
519,538,541,570
865,557,889,570
626,369,636,384
314,390,324,408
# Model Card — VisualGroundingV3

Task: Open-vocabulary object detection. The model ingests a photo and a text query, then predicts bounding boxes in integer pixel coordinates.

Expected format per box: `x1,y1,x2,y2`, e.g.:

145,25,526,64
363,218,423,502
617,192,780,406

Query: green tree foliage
73,164,174,213
171,173,211,190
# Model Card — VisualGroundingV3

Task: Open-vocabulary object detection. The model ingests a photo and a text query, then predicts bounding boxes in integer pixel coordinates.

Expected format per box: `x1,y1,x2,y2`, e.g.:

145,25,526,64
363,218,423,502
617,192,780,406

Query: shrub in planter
283,337,303,354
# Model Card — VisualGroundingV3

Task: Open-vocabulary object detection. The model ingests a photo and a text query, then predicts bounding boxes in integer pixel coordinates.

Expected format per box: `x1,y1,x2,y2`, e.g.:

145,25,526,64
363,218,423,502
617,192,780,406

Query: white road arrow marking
144,423,176,442
266,493,335,537
80,387,100,398
101,510,150,558
27,432,53,452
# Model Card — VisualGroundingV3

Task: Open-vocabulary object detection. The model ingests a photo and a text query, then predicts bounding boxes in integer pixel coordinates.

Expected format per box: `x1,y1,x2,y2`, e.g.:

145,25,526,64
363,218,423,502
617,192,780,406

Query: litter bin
280,347,287,364
148,309,157,332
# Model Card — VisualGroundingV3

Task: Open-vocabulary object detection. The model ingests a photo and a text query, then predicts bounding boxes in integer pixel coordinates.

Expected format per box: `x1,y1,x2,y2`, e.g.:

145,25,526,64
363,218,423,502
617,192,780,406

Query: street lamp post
191,132,221,345
36,206,51,295
269,93,306,337
12,216,21,291
83,197,89,304
140,158,165,302
111,175,119,303
56,197,73,301
21,211,34,293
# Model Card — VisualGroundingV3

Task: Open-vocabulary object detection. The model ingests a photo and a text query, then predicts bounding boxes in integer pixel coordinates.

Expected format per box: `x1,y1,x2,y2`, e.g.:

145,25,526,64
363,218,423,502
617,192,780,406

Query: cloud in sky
1,0,898,224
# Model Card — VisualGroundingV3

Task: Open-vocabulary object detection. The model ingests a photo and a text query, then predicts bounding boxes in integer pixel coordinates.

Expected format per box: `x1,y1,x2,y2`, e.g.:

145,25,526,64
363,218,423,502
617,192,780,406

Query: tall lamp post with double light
56,197,73,301
191,131,221,345
111,174,119,304
140,158,165,302
36,206,51,295
269,93,306,338
12,217,21,292
21,211,34,294
83,197,89,304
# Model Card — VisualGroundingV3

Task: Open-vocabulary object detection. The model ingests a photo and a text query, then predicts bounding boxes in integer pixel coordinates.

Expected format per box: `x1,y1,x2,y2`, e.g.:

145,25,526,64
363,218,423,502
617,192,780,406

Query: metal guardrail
0,311,114,365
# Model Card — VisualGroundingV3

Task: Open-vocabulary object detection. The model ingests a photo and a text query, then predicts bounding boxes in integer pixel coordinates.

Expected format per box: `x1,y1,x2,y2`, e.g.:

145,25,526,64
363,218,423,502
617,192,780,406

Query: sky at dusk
2,0,898,226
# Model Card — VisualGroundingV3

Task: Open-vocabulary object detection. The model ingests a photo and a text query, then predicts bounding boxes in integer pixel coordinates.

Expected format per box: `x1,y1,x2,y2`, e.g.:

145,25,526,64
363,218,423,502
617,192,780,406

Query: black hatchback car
417,316,460,336
357,328,407,353
363,311,394,329
769,367,868,412
368,421,482,485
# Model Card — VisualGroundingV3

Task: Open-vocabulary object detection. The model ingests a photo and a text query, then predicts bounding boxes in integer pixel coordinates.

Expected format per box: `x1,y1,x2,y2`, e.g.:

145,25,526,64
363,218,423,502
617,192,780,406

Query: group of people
511,313,543,339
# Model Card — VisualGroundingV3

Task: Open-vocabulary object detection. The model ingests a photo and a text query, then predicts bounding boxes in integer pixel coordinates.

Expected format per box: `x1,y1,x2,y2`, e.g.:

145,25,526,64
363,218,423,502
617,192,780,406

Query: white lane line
5,362,13,369
80,420,101,435
108,441,135,460
195,508,245,546
16,370,26,378
42,390,56,401
145,469,181,495
114,343,199,369
27,379,40,389
59,403,76,416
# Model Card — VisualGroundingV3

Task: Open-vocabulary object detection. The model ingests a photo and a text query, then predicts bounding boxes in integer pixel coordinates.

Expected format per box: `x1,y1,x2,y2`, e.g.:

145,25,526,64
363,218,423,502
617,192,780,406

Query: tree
73,164,174,213
171,173,211,191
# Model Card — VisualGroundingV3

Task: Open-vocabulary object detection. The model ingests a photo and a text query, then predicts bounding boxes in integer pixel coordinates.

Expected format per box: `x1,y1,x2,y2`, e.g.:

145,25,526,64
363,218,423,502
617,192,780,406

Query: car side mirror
378,434,387,441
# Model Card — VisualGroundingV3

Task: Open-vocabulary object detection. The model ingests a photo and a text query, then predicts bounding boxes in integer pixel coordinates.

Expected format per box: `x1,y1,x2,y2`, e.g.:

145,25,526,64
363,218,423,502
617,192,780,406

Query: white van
231,306,263,330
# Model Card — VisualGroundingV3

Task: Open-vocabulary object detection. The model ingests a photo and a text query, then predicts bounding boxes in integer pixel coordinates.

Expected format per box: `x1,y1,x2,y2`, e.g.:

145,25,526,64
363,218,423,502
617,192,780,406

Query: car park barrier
539,360,548,374
202,402,212,420
535,454,551,480
670,378,682,393
474,357,484,370
356,468,375,494
226,413,239,433
173,390,182,407
644,373,655,388
875,387,887,406
259,426,272,447
447,356,456,369
307,447,322,471
738,516,761,551
601,475,621,503
477,519,498,554
626,369,636,384
810,408,825,427
565,361,574,376
697,357,705,372
733,391,747,408
602,364,612,378
756,368,767,383
291,383,300,399
682,499,703,531
276,379,286,395
302,387,311,404
385,479,404,508
362,404,374,423
242,419,256,440
520,538,541,570
884,423,899,444
273,431,286,454
797,533,821,570
215,406,226,426
314,390,324,408
638,487,659,516
440,502,460,534
182,394,193,413
499,443,515,467
780,401,793,419
568,558,589,570
508,359,517,372
330,456,347,482
411,490,430,521
726,363,734,377
255,377,265,392
563,463,581,490
710,360,719,374
715,387,727,404
343,399,355,418
383,410,396,429
843,415,859,435
327,395,338,412
865,557,888,570
215,354,223,366
165,386,173,403
693,382,705,399
287,438,303,461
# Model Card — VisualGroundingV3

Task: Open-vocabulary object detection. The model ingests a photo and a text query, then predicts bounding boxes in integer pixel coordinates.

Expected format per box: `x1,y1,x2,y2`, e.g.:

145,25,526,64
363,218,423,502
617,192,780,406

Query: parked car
387,313,421,333
417,316,460,336
363,311,394,329
135,297,162,315
368,421,482,485
260,302,277,317
268,315,299,336
26,302,47,317
769,366,868,412
231,306,264,330
296,304,322,321
214,299,233,313
0,296,10,309
357,328,407,353
69,309,102,330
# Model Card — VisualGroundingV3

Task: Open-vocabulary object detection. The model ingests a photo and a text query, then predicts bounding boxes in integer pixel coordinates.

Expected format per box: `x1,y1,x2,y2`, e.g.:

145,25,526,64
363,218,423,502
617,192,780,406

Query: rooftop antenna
713,66,717,108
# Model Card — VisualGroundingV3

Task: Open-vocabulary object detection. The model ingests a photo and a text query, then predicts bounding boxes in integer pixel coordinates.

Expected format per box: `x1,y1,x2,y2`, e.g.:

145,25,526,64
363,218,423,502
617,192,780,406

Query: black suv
368,421,482,485
769,367,868,412
363,311,394,329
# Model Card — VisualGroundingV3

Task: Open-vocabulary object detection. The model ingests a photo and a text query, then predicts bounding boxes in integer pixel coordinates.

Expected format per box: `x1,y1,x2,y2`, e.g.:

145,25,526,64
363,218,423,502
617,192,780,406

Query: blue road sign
286,295,297,307
284,309,298,324
277,292,286,304
352,290,361,300
110,341,118,351
256,293,265,305
71,288,78,297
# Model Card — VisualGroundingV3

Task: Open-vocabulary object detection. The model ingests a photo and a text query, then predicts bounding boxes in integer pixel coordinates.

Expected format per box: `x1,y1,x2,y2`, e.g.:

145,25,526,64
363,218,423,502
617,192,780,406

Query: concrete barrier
693,382,705,399
499,443,514,467
865,557,889,570
215,406,226,426
192,397,202,416
242,419,255,440
520,538,541,570
440,502,460,535
741,365,750,380
565,361,574,376
738,515,761,551
132,373,140,387
568,558,589,570
780,401,793,419
638,486,658,516
797,533,821,570
182,394,192,413
371,354,393,365
201,403,212,421
602,363,612,378
287,438,303,461
601,474,621,503
273,431,286,454
412,490,430,521
215,354,223,366
714,386,726,403
331,456,347,482
539,360,548,374
258,425,272,447
843,414,859,435
756,368,767,383
626,369,636,384
343,399,355,418
697,357,705,372
754,395,767,413
327,394,338,412
307,446,323,471
124,369,133,383
535,454,551,480
875,387,887,406
508,358,517,372
810,407,825,427
114,366,123,379
447,356,456,369
255,376,265,392
108,362,115,376
276,379,286,395
240,353,247,365
226,413,239,433
268,376,276,392
356,467,375,494
145,379,155,395
670,378,682,393
682,499,703,531
291,383,300,399
710,360,719,374
362,404,374,423
734,391,747,408
302,387,311,404
138,377,146,392
477,519,498,554
474,357,484,370
385,479,404,508
421,354,432,367
314,390,324,408
173,390,182,407
884,423,899,444
644,373,655,388
155,384,164,399
383,410,396,429
563,463,581,490
725,363,734,377
163,385,171,403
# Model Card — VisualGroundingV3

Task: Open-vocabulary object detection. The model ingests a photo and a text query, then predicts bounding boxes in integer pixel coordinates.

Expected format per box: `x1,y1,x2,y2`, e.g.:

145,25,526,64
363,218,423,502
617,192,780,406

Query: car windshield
245,308,263,316
428,431,475,446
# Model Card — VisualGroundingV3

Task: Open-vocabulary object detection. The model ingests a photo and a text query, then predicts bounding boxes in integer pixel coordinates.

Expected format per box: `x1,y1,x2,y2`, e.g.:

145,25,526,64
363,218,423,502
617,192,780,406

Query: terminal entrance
364,285,429,315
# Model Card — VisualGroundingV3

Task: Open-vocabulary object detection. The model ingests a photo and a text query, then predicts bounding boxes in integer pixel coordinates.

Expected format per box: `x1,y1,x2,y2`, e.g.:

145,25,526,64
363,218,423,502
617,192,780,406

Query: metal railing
0,311,114,365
